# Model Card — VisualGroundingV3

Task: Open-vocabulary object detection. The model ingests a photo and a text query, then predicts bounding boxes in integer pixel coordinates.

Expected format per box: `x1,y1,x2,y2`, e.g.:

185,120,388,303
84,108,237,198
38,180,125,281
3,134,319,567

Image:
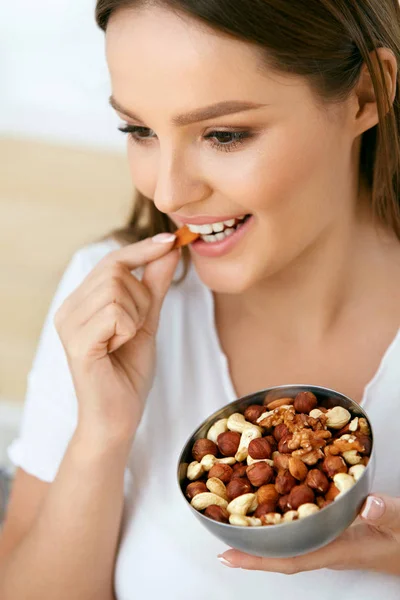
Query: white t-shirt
8,239,400,599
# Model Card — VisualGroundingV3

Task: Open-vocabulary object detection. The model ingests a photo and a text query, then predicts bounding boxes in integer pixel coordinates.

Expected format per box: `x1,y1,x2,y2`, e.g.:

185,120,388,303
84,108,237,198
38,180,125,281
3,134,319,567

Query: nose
152,149,211,215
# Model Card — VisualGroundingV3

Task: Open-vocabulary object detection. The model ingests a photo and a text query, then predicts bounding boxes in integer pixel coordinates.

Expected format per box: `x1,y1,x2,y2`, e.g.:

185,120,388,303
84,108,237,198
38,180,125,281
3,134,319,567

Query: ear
353,47,397,137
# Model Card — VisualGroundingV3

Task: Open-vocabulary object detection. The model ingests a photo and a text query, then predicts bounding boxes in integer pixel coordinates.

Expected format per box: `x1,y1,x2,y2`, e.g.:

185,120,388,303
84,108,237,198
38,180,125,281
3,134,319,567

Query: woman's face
106,6,358,293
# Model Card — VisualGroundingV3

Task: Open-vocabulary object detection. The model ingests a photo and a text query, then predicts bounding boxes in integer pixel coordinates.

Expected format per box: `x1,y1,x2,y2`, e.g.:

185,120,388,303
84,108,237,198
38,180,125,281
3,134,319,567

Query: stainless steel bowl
177,384,375,558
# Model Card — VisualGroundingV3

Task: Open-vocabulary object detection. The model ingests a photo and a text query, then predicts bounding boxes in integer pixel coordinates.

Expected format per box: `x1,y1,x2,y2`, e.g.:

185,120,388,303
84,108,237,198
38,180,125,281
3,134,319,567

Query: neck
215,204,395,344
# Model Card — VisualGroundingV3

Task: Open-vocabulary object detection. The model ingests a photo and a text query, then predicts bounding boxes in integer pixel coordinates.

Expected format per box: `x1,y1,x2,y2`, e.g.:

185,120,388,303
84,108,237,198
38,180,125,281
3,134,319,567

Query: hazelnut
288,456,308,481
288,484,315,510
244,404,265,424
278,434,294,454
204,505,229,523
265,397,294,410
294,391,318,414
254,500,278,518
217,431,241,457
355,434,372,456
273,423,290,443
226,477,253,501
316,496,332,509
273,452,290,471
322,455,347,478
208,463,233,483
265,435,278,453
185,481,208,500
306,469,329,494
277,494,290,513
275,469,297,495
248,437,273,460
231,464,248,479
192,439,218,462
325,482,340,501
257,484,279,505
246,462,274,487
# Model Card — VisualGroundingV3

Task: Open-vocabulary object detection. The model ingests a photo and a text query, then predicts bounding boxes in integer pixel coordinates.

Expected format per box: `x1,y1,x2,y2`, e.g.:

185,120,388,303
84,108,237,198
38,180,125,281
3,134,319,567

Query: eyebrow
109,96,267,126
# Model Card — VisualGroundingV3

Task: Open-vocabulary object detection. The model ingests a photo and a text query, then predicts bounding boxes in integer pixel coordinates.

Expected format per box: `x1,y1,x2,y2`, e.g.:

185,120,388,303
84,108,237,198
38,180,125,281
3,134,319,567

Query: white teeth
198,224,213,234
215,232,226,241
224,228,235,237
203,234,215,243
224,219,236,227
186,224,201,233
211,222,225,233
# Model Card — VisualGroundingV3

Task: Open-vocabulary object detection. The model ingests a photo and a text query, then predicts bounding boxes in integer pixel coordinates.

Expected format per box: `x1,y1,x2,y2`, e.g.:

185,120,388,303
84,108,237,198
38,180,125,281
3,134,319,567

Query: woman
0,1,399,598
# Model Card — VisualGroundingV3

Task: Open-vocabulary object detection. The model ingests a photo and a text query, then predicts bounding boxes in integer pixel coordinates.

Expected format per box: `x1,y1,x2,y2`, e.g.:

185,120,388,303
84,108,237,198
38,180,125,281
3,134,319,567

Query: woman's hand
218,494,400,576
55,233,179,445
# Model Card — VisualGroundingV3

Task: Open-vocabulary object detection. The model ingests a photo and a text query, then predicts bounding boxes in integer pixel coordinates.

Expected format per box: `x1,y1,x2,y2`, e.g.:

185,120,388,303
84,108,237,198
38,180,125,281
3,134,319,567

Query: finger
60,238,172,316
141,249,181,335
361,494,400,530
101,233,177,271
218,527,363,574
66,303,137,362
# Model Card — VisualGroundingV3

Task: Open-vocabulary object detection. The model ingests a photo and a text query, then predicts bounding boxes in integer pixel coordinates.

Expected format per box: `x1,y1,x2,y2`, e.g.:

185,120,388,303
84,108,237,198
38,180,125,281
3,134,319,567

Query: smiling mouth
186,214,251,243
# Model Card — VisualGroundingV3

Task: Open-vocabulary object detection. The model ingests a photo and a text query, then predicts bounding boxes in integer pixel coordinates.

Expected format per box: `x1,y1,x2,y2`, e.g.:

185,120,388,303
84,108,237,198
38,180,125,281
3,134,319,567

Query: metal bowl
177,384,375,558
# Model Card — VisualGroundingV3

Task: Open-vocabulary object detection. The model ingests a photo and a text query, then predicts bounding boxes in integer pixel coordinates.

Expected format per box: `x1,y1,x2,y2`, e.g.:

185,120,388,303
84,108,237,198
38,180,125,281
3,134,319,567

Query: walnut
292,448,324,465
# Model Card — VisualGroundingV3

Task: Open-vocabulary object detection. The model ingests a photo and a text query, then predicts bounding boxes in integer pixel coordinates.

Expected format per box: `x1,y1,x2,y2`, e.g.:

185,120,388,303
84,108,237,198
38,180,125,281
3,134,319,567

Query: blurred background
0,0,134,507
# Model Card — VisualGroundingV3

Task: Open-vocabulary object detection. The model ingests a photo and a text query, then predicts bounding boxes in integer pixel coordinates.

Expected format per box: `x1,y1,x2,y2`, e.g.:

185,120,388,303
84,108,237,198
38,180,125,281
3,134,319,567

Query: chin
191,255,260,295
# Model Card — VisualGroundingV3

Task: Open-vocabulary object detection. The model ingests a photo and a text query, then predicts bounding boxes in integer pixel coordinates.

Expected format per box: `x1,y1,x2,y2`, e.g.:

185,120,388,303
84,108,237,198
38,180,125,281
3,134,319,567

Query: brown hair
96,0,400,249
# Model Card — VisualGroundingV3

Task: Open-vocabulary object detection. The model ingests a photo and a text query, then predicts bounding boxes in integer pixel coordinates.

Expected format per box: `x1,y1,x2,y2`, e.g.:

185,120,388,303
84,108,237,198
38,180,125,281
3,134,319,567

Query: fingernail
217,555,236,568
361,496,385,520
152,233,176,244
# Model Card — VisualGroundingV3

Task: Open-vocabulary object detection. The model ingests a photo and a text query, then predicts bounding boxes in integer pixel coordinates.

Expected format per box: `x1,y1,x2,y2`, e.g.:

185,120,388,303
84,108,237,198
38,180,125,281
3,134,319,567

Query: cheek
126,142,155,198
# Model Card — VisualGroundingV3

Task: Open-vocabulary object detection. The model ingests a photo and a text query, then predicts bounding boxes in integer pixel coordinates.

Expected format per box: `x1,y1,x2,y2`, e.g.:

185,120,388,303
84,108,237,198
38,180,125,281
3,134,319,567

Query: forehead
105,6,304,113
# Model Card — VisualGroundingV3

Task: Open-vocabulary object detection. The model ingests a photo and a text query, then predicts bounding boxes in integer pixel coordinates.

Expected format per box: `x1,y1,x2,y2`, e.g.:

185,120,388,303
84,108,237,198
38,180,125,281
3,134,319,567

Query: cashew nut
349,417,359,432
326,406,351,429
207,418,228,443
298,503,320,519
333,472,356,498
349,464,366,482
262,513,282,525
235,425,262,462
256,410,272,424
200,454,236,471
229,514,262,527
227,413,249,433
309,409,325,419
247,455,274,467
187,461,205,481
206,477,228,500
227,493,257,515
342,450,362,465
191,492,228,511
283,510,299,523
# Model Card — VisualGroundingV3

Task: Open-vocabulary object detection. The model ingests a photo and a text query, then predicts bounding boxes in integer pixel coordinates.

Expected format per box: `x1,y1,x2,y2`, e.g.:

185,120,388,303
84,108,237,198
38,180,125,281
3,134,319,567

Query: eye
118,125,254,152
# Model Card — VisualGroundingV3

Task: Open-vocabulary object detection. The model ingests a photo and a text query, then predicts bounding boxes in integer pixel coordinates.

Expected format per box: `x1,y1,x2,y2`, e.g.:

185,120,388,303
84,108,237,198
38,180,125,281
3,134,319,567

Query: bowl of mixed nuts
177,385,374,558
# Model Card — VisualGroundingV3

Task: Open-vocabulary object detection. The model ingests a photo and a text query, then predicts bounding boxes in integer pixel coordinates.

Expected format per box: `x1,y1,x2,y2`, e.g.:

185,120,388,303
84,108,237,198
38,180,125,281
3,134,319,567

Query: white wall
1,0,125,150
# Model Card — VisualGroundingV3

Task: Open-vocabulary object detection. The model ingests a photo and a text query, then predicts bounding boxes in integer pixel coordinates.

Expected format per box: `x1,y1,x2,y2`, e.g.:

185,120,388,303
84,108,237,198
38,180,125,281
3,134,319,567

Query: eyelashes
117,124,254,153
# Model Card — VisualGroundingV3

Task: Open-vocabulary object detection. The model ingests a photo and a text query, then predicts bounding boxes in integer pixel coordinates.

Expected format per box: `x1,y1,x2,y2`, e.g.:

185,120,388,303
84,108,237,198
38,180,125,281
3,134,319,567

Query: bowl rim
176,383,374,530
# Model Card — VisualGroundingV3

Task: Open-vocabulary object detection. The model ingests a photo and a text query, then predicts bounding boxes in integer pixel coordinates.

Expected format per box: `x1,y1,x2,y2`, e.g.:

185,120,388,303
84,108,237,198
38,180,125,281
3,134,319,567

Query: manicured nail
361,496,385,520
217,555,236,568
152,233,176,244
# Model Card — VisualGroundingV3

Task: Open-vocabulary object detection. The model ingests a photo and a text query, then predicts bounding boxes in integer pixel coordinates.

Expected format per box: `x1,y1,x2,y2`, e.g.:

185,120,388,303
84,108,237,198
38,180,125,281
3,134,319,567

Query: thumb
141,248,181,334
361,494,400,530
